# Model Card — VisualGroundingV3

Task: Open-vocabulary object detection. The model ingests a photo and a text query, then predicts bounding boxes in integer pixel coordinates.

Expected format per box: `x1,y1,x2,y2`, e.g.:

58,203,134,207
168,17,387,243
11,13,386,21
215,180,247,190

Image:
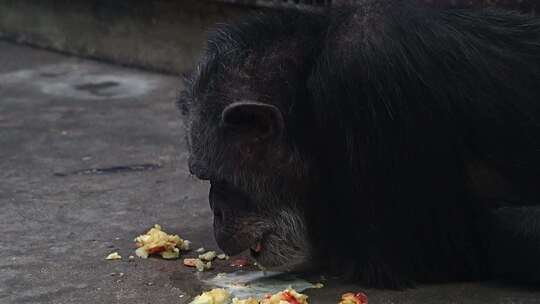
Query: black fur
179,0,540,288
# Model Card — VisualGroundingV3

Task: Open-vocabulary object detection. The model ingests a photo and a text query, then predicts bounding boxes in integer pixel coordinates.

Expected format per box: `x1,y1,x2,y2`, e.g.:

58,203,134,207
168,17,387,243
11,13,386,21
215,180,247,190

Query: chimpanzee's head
178,13,326,270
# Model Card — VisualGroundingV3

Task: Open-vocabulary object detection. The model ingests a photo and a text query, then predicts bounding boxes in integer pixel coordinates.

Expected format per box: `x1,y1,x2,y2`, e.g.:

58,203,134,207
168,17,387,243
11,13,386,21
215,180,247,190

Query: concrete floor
1,40,540,304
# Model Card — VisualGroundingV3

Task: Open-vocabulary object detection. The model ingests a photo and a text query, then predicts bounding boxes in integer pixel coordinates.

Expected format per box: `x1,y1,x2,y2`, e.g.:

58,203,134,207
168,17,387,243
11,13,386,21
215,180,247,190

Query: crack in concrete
53,163,162,177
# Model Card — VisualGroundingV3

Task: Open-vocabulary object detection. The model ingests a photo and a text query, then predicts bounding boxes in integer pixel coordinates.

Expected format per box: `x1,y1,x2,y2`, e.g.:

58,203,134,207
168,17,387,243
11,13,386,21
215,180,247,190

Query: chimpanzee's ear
221,101,284,141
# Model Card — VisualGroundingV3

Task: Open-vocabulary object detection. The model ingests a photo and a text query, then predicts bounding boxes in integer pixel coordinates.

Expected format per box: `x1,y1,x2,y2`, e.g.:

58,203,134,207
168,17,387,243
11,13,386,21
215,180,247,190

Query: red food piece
282,291,301,304
230,257,250,267
146,246,166,254
354,292,368,304
342,292,368,304
183,258,198,267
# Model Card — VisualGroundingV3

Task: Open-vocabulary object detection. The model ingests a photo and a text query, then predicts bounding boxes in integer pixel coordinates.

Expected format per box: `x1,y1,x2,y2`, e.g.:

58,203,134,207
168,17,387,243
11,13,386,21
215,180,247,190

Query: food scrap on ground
105,252,122,260
196,260,212,272
261,288,309,304
200,271,329,303
199,251,217,261
196,247,206,253
183,258,199,267
192,288,309,304
191,288,231,304
230,257,250,267
339,292,368,304
232,298,260,304
134,224,190,259
217,253,229,260
184,258,212,272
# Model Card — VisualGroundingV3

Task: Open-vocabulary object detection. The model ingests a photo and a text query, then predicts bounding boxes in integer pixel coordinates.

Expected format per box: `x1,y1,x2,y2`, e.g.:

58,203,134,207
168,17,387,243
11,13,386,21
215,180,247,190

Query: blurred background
0,0,537,75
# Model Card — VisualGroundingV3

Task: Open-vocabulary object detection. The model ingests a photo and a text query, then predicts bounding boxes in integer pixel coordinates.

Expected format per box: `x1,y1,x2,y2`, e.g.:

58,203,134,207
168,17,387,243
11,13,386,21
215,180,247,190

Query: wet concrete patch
74,80,120,97
53,163,162,177
0,62,158,100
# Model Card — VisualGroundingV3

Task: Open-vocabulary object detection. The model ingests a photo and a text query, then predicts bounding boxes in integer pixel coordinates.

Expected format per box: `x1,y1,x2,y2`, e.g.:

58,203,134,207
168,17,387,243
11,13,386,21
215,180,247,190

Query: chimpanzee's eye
176,92,190,116
180,102,189,116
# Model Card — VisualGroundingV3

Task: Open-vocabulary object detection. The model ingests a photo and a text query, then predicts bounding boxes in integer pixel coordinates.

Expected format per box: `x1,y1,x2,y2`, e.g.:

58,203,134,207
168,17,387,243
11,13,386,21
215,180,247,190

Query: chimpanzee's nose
188,156,211,180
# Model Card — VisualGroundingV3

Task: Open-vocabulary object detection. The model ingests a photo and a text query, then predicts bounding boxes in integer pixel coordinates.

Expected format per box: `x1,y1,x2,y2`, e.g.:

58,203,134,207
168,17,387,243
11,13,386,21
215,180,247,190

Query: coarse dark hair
181,0,540,288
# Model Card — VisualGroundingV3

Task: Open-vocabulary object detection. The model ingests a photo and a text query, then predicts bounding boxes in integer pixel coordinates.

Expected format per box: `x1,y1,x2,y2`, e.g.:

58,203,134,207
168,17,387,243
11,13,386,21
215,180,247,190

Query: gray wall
1,0,536,74
0,0,253,74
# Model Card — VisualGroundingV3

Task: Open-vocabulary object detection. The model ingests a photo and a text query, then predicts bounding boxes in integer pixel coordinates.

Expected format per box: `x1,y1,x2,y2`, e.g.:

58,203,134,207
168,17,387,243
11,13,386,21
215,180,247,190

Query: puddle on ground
0,62,159,100
53,163,162,177
201,271,318,299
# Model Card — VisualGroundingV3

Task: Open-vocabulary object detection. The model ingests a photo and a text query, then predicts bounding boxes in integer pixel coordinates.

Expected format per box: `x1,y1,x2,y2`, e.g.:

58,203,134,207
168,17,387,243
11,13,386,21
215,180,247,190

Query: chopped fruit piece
180,240,192,251
196,259,212,272
183,258,199,267
232,298,260,304
183,258,211,271
261,288,308,304
339,292,368,304
217,253,229,260
105,252,122,260
230,257,250,267
133,224,189,259
199,251,217,261
161,247,180,259
191,288,230,304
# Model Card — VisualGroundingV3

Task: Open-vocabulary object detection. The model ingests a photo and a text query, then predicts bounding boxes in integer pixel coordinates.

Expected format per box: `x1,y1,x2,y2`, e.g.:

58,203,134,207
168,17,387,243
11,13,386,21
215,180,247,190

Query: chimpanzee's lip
249,232,269,258
250,242,262,257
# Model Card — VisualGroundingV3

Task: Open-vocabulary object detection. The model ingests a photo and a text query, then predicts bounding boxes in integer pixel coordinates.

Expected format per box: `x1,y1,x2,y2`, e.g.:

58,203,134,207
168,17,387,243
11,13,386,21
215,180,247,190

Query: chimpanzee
178,0,540,288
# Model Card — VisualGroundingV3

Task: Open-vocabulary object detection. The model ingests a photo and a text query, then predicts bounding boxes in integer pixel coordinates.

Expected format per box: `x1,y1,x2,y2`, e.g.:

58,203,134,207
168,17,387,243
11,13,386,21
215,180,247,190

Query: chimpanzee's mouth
250,241,263,258
249,232,270,259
